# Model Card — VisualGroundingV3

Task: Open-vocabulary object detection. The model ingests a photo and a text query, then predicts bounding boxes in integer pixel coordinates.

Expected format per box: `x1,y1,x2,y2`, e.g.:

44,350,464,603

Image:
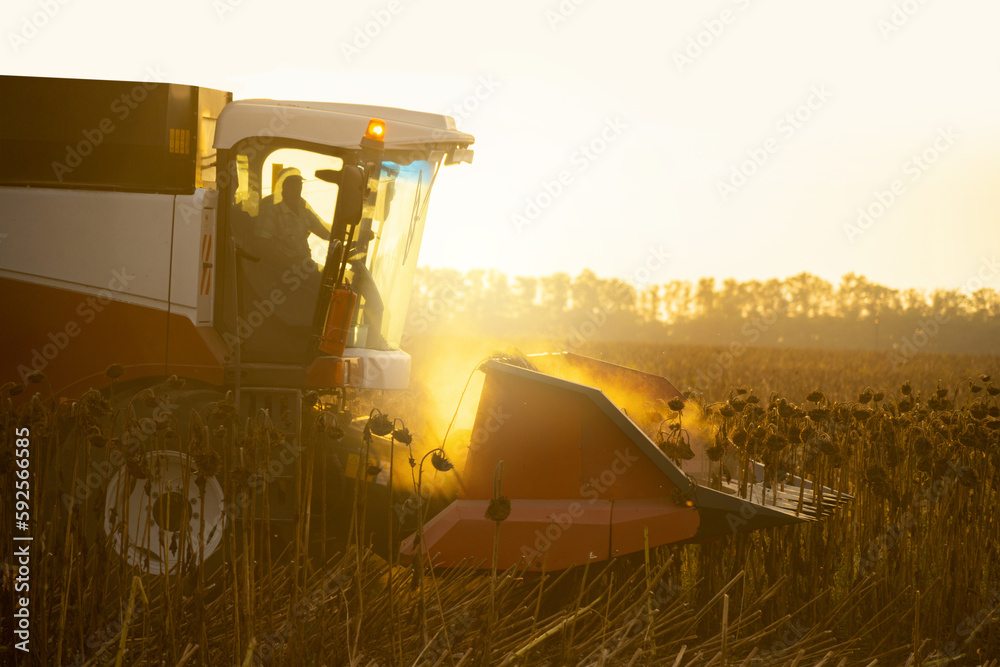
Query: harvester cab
212,99,474,387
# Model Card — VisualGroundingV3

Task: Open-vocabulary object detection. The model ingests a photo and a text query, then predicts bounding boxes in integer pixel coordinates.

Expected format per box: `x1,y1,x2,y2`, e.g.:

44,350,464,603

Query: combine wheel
109,386,231,576
55,381,231,578
103,449,226,575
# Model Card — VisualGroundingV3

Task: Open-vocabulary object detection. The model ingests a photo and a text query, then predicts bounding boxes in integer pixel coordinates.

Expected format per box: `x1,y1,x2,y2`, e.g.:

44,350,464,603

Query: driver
255,168,332,267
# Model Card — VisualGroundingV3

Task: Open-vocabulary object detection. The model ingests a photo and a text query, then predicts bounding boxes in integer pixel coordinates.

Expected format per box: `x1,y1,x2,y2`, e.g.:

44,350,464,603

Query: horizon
413,263,1000,298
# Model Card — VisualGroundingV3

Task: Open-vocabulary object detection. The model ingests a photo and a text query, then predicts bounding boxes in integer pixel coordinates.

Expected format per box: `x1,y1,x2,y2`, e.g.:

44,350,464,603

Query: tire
51,380,231,579
103,448,226,576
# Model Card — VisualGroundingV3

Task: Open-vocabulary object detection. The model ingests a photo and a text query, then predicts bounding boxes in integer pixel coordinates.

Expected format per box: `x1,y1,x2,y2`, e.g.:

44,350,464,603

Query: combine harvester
0,75,848,576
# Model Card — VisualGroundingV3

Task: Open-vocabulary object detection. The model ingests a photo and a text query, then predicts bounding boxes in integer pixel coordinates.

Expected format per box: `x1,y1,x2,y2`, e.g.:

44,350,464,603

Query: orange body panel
402,499,613,571
2,277,223,397
165,313,227,387
318,288,357,357
461,373,586,500
305,355,364,388
607,498,699,560
402,362,701,571
461,366,684,502
399,497,700,571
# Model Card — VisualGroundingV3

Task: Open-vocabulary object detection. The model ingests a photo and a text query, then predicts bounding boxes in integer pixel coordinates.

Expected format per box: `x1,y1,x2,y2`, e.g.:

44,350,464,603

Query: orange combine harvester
0,76,848,576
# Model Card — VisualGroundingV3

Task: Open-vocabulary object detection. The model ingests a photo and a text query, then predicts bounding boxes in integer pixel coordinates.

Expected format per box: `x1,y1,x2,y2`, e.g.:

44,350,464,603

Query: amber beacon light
364,118,385,142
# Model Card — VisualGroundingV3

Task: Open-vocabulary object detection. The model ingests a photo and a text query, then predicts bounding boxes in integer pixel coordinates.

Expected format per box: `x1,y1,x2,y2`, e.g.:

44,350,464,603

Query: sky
4,0,1000,294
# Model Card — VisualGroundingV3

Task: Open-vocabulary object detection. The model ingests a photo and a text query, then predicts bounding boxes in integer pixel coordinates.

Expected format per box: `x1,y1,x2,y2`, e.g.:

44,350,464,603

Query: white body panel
0,186,213,326
0,187,173,307
169,189,218,325
347,347,411,390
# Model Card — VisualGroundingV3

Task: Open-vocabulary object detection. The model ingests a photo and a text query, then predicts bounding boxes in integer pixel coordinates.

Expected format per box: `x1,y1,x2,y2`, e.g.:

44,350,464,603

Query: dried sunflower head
369,412,393,437
852,407,872,422
195,450,222,478
807,408,830,422
230,465,252,489
764,433,788,452
818,434,838,456
666,440,695,461
164,374,185,390
485,496,511,522
431,451,454,472
87,426,107,448
927,395,950,411
215,401,237,418
806,389,825,404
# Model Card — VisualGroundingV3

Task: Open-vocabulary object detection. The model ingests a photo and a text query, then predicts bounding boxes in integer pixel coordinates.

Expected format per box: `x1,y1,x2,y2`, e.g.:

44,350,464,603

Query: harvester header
401,355,850,571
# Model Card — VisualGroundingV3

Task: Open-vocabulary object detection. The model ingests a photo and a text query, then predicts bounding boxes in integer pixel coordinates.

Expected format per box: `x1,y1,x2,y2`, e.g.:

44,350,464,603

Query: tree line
405,269,1000,357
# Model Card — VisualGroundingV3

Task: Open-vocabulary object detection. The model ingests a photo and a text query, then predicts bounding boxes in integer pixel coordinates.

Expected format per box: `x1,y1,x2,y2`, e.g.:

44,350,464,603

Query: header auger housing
400,353,851,571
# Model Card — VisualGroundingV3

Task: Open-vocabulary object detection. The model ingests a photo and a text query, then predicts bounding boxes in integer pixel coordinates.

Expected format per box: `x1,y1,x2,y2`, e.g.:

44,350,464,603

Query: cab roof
214,99,475,153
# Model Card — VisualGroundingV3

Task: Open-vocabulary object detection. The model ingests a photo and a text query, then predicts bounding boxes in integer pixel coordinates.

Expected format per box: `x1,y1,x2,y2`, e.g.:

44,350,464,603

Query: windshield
348,160,438,350
224,139,439,358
